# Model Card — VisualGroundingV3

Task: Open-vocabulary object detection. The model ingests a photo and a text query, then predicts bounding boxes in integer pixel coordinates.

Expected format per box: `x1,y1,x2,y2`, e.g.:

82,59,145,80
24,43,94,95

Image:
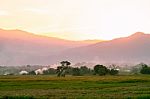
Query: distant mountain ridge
57,32,150,64
0,29,150,65
0,29,103,65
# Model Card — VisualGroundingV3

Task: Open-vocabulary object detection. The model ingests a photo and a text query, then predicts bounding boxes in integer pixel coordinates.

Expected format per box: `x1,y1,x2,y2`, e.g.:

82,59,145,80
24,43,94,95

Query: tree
65,66,73,75
108,64,119,75
56,61,71,77
131,64,143,74
72,67,81,76
109,64,119,70
43,68,56,75
28,71,36,75
60,61,71,67
94,65,108,76
109,69,119,75
80,66,90,75
56,66,63,77
140,63,150,74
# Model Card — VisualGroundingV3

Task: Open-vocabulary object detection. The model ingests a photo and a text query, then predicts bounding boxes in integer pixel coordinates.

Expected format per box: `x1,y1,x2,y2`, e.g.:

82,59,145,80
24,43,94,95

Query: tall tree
57,61,71,77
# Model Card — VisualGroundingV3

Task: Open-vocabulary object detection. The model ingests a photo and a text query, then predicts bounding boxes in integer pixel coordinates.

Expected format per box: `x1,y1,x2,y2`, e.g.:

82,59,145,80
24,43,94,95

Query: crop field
0,75,150,99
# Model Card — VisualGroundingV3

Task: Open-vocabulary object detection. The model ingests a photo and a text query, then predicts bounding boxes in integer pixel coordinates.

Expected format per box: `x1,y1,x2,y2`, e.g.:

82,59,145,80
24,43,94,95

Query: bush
28,71,36,75
140,67,150,74
72,67,82,76
109,69,119,75
94,65,108,76
80,66,92,75
140,64,150,74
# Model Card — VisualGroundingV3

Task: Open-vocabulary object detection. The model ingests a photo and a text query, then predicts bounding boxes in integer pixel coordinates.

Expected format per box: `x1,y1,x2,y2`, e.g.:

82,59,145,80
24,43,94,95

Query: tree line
28,61,150,76
37,61,119,77
56,61,120,77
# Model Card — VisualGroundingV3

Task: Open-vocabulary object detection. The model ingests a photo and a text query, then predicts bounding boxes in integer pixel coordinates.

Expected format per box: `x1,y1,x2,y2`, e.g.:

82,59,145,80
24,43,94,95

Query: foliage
43,68,56,75
57,61,71,77
80,66,91,75
65,66,73,75
60,61,71,66
71,66,92,76
28,71,36,75
72,67,81,76
109,69,119,75
131,66,141,74
94,65,108,76
140,63,150,74
108,64,119,75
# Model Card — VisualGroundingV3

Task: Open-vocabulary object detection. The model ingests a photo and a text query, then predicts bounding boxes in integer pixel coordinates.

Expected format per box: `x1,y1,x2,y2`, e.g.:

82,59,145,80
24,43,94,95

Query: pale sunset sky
0,0,150,40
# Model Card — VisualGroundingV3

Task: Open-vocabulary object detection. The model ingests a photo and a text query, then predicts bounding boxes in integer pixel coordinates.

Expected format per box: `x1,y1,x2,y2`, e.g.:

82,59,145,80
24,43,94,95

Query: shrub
72,67,82,76
140,64,150,74
94,65,108,76
109,69,119,75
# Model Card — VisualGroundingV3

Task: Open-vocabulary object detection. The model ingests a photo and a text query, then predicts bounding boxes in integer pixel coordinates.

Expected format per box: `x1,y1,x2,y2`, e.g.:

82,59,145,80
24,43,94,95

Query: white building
19,71,28,75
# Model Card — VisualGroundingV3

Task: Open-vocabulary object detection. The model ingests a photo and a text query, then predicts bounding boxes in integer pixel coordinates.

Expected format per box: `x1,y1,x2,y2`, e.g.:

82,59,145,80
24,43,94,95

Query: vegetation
80,66,91,75
1,62,150,76
56,61,118,77
93,64,119,76
109,69,119,75
72,67,81,76
28,71,36,75
94,65,108,75
1,62,150,98
56,61,71,77
0,75,150,98
140,63,150,74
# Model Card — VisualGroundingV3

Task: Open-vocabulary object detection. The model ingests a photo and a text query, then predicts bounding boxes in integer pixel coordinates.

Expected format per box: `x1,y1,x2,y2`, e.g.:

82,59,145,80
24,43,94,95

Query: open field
0,75,150,99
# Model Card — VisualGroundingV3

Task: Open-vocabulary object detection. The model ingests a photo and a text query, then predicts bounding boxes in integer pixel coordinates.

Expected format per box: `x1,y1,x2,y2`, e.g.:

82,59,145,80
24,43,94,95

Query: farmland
0,75,150,99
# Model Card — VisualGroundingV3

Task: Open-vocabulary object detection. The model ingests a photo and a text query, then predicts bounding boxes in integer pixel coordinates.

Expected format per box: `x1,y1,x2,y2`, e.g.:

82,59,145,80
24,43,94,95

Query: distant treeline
1,61,150,76
26,61,119,77
28,64,119,76
29,62,150,77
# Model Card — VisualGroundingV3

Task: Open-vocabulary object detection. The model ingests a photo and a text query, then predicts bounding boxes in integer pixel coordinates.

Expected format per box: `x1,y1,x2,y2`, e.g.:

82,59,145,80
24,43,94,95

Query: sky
0,0,150,40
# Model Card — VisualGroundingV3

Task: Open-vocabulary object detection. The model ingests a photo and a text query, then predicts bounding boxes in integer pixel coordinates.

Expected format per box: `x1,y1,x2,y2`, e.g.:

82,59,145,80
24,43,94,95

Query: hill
0,29,102,65
58,32,150,64
1,29,150,65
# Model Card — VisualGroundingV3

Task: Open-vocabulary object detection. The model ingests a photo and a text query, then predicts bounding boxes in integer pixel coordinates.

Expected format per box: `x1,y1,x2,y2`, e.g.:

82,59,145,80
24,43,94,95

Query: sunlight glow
0,0,150,40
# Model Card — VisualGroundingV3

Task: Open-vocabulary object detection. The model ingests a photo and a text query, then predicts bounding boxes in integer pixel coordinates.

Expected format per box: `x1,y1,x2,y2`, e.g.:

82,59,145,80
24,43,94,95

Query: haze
0,0,150,40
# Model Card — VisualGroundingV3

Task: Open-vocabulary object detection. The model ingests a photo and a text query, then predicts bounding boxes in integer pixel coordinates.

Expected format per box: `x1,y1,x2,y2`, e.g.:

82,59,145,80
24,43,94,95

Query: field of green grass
0,75,150,99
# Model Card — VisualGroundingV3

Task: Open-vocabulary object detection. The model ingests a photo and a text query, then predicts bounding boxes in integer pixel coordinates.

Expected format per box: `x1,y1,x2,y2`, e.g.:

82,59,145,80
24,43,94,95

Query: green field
0,75,150,99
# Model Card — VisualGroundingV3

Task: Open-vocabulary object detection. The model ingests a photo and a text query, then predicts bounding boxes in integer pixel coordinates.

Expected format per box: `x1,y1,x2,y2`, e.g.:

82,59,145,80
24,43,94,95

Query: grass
0,75,150,99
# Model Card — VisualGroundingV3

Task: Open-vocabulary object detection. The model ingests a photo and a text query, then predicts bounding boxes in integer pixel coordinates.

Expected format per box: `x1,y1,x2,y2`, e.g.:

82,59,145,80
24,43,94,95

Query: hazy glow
0,0,150,40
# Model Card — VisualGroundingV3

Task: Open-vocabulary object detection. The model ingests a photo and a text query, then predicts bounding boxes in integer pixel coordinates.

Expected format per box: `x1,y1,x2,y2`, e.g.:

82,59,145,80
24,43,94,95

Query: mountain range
0,28,150,66
0,29,102,65
59,32,150,64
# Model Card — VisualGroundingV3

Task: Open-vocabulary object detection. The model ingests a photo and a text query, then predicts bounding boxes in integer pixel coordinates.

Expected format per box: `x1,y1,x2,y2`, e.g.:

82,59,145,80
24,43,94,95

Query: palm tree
57,61,71,77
